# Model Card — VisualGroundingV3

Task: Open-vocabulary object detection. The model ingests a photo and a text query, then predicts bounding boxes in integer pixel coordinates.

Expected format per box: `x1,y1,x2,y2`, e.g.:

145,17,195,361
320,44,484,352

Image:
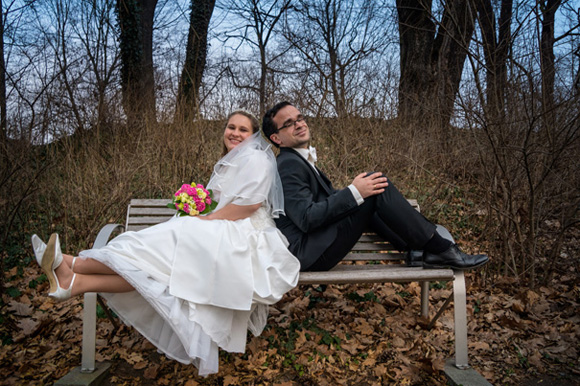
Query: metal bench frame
78,198,470,374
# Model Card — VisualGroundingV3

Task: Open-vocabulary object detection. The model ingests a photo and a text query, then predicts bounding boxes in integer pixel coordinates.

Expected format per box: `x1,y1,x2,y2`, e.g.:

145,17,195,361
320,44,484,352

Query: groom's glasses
277,116,306,132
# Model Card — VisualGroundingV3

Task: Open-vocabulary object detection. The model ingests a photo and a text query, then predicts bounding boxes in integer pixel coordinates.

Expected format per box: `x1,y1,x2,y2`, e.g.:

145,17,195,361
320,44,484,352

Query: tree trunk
432,0,475,128
396,0,474,132
117,0,157,127
176,0,216,122
540,0,561,130
575,48,580,96
0,0,6,145
396,0,435,124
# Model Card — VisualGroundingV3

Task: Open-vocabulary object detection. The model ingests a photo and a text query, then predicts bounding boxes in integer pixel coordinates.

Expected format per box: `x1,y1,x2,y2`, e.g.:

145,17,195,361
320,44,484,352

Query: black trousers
307,178,436,271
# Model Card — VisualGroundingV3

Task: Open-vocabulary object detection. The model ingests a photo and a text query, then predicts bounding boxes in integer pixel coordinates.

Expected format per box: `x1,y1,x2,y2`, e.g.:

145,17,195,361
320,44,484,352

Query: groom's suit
275,147,437,271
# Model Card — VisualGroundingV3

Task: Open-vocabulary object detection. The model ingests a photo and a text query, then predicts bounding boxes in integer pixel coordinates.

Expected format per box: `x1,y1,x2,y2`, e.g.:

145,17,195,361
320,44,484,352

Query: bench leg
453,270,469,369
81,292,97,372
420,281,429,317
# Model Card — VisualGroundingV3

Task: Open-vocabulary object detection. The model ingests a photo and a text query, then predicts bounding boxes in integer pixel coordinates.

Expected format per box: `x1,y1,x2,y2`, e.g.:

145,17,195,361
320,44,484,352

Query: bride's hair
226,110,260,132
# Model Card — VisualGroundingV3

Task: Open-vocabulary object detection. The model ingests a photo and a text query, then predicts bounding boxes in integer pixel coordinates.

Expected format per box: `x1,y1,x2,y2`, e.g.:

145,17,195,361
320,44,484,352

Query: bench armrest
93,223,124,249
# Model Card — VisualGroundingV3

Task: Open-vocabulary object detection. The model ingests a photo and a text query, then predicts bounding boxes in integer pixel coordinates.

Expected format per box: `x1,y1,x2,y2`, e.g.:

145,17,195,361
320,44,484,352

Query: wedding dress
78,133,300,375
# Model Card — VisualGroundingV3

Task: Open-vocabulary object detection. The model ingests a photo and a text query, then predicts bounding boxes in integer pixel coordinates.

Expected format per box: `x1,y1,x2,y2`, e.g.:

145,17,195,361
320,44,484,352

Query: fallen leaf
223,375,239,385
9,301,33,316
144,363,160,379
391,336,406,348
133,361,148,370
17,318,40,336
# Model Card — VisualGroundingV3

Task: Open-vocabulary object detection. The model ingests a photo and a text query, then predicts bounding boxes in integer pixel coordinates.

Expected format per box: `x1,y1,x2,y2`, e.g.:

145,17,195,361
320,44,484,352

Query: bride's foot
41,234,75,301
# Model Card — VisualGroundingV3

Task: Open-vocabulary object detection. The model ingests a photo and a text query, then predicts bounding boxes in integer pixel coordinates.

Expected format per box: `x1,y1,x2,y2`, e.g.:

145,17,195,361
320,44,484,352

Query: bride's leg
63,254,74,268
71,274,134,296
70,256,117,275
63,253,116,275
54,263,134,296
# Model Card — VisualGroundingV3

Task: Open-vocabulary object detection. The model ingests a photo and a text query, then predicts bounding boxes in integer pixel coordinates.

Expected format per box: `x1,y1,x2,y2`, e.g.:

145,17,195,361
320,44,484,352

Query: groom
262,101,489,272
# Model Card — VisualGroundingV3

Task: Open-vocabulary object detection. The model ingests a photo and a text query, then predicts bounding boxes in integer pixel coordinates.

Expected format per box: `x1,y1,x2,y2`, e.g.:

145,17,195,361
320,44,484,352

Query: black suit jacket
275,147,359,270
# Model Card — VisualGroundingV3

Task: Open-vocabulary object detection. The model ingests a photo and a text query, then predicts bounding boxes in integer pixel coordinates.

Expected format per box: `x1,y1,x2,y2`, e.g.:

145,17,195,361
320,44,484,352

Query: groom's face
270,105,310,149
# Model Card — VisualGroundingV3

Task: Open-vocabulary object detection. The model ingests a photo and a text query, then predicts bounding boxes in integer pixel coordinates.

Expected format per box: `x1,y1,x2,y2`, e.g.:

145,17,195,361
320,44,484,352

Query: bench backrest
125,198,419,263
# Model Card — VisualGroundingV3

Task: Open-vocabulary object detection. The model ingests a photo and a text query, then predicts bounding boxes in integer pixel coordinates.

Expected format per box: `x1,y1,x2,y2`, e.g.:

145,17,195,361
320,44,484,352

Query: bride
31,110,300,376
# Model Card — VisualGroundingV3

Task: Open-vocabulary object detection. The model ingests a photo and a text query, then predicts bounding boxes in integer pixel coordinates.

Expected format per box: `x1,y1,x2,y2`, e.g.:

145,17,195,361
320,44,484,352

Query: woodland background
0,0,579,384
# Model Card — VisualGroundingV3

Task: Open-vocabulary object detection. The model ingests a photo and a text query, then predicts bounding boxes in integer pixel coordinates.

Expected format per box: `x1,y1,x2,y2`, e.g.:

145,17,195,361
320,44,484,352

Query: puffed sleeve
209,150,273,211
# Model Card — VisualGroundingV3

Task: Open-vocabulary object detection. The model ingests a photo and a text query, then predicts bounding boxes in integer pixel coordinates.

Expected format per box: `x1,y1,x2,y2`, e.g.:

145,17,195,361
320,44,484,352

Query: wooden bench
77,198,470,375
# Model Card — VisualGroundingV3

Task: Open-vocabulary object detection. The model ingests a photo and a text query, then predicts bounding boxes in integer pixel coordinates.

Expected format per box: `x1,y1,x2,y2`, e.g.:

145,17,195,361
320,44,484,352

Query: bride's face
223,114,253,152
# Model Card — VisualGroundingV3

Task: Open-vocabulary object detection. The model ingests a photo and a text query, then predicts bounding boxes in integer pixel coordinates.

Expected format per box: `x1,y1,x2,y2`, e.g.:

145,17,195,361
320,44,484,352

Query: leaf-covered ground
1,260,579,385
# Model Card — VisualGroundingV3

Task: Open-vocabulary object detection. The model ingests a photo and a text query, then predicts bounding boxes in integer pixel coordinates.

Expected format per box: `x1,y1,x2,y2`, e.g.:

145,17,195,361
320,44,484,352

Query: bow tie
308,146,317,163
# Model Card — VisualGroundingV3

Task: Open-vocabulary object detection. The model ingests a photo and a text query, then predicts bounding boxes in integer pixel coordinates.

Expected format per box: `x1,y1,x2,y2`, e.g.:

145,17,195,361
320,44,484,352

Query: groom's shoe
423,244,489,270
405,250,423,267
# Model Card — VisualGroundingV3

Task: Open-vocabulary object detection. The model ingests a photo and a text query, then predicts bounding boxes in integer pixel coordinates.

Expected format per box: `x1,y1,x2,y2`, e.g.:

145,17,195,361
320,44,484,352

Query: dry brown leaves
1,264,579,385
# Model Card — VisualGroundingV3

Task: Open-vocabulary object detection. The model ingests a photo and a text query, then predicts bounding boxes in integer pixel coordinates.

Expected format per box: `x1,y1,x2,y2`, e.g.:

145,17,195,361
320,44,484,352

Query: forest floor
1,252,579,386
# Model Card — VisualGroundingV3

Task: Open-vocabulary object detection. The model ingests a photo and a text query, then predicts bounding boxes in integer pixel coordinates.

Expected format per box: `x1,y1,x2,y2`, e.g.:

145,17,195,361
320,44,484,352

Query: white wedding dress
78,134,300,376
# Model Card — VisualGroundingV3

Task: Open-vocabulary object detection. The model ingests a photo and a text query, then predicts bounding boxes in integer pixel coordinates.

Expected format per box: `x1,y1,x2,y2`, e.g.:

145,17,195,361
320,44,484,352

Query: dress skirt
79,207,300,376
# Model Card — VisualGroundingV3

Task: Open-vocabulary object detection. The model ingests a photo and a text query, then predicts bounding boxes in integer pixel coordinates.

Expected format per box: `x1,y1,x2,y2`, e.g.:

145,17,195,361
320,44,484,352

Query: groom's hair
262,101,293,148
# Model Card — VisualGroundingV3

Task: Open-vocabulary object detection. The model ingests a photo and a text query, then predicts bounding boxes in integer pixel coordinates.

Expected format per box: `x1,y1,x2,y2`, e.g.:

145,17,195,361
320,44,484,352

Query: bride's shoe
41,233,73,301
31,234,47,267
49,274,76,302
32,234,63,269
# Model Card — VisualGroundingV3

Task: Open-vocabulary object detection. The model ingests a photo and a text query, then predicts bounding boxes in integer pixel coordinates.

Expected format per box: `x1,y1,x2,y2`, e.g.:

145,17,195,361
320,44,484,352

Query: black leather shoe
405,250,423,267
423,244,489,270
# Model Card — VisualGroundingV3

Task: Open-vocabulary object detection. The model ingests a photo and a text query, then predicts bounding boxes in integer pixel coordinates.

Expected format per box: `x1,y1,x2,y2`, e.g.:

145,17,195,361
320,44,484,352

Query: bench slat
126,225,155,232
127,216,174,225
129,207,176,216
298,265,454,285
358,234,389,242
351,243,396,251
129,198,171,207
343,252,405,261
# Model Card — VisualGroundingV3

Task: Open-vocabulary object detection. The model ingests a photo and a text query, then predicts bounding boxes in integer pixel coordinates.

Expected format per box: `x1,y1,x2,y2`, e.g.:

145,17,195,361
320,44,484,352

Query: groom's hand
352,172,389,198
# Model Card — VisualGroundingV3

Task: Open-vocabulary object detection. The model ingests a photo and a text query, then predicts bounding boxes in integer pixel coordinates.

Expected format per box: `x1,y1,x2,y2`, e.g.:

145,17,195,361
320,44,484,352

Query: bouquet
167,182,217,217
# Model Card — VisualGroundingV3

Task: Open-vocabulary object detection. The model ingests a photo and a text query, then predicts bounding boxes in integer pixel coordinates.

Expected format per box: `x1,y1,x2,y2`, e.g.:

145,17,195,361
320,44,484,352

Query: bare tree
219,0,290,116
473,0,512,121
284,0,386,118
457,0,580,287
44,1,87,133
76,0,121,132
176,0,216,122
116,0,157,127
0,0,6,146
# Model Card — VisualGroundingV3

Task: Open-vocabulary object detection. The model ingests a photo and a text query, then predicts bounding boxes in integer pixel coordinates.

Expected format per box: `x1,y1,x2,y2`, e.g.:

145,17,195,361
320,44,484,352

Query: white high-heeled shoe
41,233,75,301
31,234,47,266
31,234,63,269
